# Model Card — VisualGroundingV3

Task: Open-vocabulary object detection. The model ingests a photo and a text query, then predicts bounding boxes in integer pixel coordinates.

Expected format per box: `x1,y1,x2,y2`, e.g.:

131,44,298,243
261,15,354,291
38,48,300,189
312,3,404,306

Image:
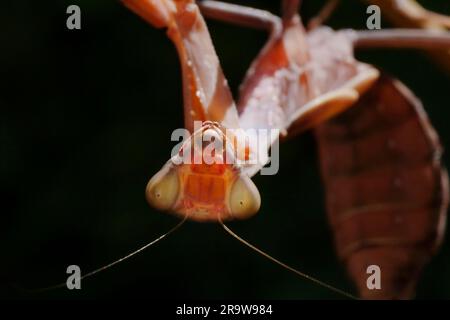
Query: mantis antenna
17,215,188,293
20,213,356,299
219,219,358,300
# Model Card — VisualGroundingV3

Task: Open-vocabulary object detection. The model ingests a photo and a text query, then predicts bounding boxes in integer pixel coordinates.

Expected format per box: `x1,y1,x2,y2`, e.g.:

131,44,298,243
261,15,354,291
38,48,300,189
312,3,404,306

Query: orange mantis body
127,0,379,221
121,0,450,299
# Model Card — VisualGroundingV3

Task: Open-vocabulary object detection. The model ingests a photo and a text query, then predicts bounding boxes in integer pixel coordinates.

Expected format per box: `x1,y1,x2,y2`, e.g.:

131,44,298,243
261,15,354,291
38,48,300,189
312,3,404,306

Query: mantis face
146,122,261,222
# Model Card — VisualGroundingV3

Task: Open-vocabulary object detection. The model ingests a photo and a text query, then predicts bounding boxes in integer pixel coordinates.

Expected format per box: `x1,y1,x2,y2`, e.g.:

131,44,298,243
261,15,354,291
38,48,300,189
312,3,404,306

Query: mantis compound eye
146,164,180,211
229,175,261,219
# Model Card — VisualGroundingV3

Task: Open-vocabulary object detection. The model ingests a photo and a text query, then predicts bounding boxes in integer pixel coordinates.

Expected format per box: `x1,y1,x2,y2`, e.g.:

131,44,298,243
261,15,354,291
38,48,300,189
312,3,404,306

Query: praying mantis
23,0,450,299
119,0,449,299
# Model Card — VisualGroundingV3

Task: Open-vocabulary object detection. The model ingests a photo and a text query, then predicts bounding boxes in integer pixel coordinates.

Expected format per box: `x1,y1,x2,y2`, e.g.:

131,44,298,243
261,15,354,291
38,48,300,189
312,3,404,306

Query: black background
1,0,449,299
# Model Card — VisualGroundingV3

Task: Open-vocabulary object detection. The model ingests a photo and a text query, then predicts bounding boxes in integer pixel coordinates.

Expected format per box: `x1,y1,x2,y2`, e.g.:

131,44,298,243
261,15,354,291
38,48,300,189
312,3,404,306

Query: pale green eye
229,175,261,219
146,164,180,211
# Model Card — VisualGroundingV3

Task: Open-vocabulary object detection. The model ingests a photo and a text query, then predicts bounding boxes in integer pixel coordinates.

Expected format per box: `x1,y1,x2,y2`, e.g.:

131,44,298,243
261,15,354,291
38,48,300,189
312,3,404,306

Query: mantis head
145,122,261,222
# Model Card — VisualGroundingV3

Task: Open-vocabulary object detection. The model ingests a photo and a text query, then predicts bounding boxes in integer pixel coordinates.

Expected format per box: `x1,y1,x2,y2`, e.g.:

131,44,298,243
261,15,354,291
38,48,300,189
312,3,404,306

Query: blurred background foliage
1,0,449,299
